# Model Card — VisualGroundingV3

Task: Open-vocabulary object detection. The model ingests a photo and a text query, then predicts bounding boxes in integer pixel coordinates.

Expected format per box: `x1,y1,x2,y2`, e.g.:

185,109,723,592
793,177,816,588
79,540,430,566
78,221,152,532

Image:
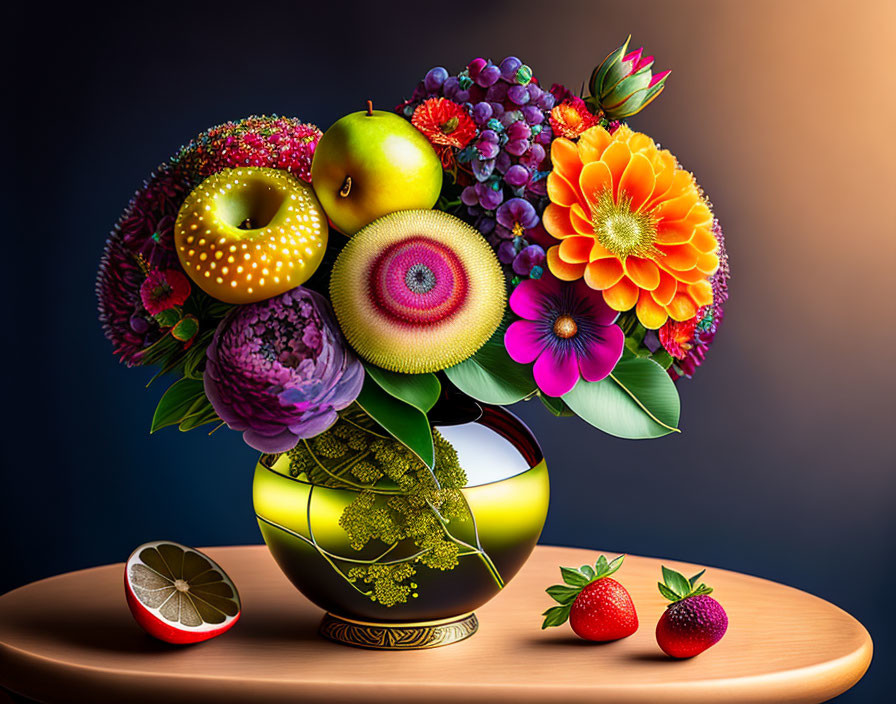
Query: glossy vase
252,406,549,649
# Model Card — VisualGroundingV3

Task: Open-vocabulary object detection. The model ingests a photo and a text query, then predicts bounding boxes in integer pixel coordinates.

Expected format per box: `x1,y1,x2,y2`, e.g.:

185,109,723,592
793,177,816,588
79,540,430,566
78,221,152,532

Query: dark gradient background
6,1,894,701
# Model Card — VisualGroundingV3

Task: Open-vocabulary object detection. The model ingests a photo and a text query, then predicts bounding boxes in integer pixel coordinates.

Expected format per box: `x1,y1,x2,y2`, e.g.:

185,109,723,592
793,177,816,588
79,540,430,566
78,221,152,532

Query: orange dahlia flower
544,125,719,329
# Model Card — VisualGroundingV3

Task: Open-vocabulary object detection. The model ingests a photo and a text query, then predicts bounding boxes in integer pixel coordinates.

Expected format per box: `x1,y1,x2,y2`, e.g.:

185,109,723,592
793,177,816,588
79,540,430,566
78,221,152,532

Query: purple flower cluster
204,288,364,453
399,57,557,281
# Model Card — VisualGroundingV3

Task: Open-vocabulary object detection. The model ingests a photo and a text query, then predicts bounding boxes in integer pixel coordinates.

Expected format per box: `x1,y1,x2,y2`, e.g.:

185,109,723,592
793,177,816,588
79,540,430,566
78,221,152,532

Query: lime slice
124,541,241,644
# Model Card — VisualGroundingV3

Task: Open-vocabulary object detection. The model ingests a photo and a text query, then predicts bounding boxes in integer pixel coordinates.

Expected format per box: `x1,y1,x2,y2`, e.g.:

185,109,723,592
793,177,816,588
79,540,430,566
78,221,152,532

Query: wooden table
0,545,871,703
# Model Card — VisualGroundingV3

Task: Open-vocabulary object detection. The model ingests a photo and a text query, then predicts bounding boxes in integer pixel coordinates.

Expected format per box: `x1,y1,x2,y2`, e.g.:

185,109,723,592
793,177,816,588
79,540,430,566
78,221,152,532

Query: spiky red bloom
659,317,698,360
412,98,477,149
140,269,192,316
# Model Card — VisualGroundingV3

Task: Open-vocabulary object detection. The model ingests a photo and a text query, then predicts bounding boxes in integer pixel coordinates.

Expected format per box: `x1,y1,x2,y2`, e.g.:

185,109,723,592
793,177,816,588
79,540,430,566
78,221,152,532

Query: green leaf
650,348,674,370
690,584,714,597
178,408,220,431
592,553,625,579
444,320,536,405
688,569,707,588
580,564,596,580
539,393,576,417
150,378,207,433
541,604,572,629
546,585,581,605
662,566,692,598
364,365,441,413
605,554,625,576
562,355,680,439
560,567,591,587
657,583,680,602
354,377,435,471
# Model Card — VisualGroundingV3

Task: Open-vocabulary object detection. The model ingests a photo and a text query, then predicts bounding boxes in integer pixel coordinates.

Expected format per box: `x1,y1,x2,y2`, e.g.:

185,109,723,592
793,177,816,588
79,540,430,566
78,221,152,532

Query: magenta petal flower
204,288,364,453
504,274,624,397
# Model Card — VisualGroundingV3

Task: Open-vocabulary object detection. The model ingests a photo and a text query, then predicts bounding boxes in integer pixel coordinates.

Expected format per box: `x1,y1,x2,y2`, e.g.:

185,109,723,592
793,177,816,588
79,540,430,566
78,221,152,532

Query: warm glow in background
7,2,895,701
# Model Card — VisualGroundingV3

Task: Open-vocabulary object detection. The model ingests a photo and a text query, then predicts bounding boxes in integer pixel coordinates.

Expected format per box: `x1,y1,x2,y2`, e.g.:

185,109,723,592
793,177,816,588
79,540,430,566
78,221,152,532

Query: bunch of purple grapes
399,57,558,281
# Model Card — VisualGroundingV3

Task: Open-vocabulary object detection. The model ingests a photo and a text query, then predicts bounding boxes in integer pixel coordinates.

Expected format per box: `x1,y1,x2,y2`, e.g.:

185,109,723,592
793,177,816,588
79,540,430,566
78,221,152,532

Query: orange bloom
411,98,476,149
544,125,719,329
549,98,600,140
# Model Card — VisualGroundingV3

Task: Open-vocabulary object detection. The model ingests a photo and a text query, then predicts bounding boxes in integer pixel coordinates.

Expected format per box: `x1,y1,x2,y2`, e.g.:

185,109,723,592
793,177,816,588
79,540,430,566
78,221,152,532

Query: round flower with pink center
329,210,506,374
504,274,625,397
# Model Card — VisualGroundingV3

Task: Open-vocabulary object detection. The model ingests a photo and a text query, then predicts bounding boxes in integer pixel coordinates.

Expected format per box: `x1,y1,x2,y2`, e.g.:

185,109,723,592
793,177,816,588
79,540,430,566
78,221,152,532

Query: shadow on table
525,635,685,664
4,606,324,655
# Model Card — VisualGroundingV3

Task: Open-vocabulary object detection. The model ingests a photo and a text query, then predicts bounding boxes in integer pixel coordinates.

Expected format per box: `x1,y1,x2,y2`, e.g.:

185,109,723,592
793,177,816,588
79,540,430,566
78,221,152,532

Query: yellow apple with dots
174,168,328,304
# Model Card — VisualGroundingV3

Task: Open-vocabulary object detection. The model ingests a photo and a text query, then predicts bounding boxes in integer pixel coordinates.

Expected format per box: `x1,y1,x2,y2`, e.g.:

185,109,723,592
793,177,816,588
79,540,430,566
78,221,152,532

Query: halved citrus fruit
124,541,241,644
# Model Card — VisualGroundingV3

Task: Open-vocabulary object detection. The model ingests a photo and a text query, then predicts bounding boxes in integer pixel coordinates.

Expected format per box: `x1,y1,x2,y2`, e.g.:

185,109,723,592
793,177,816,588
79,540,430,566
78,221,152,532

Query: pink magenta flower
504,274,624,397
139,269,191,316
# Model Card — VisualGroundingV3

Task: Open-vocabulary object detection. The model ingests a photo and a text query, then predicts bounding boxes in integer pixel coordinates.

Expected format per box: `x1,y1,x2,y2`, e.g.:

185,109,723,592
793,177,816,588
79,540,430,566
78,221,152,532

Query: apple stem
339,176,352,198
367,100,373,116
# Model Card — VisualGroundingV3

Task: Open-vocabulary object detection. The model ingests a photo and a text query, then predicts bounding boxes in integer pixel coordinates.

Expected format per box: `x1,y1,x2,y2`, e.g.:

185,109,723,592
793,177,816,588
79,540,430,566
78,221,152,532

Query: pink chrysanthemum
174,115,321,185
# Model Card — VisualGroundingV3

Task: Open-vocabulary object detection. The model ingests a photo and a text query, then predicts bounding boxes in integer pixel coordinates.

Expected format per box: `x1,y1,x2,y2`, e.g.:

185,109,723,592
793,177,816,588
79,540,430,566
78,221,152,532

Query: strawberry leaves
541,554,625,629
658,565,713,604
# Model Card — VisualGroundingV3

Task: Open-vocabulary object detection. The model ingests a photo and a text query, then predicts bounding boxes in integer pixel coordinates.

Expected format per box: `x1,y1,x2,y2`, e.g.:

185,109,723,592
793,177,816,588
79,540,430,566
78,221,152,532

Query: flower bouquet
97,38,728,649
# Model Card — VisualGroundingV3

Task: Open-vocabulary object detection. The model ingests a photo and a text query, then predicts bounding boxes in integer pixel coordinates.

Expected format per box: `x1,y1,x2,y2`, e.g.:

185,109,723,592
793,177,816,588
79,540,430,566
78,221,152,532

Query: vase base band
319,611,478,650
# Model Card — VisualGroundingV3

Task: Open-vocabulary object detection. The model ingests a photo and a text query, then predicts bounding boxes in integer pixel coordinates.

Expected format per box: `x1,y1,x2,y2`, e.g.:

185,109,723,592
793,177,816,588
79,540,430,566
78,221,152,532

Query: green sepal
658,565,714,604
605,81,667,120
541,604,573,629
601,66,653,106
560,566,591,587
542,554,626,627
590,35,631,100
546,585,581,605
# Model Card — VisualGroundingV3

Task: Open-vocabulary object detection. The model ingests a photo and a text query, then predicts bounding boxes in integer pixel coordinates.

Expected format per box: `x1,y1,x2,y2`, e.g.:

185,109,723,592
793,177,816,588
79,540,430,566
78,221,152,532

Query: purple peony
204,288,364,453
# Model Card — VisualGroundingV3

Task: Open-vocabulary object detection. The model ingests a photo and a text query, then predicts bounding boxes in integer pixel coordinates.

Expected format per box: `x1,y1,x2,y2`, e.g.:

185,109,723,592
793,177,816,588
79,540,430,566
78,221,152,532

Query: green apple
311,108,443,235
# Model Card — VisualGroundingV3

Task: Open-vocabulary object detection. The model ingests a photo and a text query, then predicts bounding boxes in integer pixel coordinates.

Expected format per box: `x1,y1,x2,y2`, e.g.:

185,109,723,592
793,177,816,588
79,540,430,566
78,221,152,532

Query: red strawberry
655,566,728,658
542,554,638,641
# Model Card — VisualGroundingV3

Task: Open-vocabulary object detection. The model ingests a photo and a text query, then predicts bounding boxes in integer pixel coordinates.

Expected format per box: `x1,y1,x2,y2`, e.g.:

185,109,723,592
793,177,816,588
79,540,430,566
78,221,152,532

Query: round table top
0,545,871,704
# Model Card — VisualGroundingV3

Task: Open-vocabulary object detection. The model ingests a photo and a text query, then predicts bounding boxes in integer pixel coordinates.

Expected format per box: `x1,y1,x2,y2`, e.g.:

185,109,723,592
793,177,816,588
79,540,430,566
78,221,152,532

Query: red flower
659,317,698,359
140,269,191,316
411,98,476,149
549,97,600,140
